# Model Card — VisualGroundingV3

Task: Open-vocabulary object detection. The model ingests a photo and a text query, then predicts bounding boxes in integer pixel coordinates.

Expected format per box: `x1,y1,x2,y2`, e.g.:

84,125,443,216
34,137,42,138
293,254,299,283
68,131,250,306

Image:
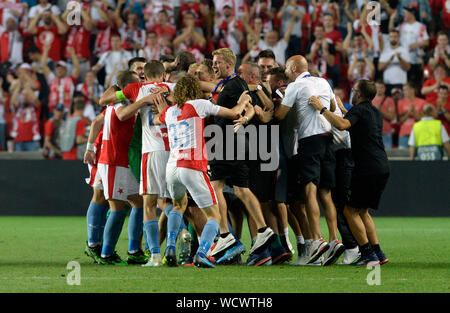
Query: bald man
274,55,344,266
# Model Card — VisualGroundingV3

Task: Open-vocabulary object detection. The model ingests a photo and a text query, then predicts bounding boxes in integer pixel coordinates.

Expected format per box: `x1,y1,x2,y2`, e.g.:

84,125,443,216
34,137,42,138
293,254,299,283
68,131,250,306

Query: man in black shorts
207,48,276,261
309,79,390,266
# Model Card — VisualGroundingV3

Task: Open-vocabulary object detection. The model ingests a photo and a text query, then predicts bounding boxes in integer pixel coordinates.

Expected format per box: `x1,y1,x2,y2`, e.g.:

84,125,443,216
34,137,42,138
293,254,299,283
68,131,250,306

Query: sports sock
220,232,230,238
143,229,149,251
283,227,289,238
296,236,305,245
86,202,109,246
257,226,268,233
101,210,126,257
128,207,143,253
359,242,373,257
372,244,381,253
270,234,283,249
227,221,238,240
197,219,219,258
143,220,160,254
166,210,183,249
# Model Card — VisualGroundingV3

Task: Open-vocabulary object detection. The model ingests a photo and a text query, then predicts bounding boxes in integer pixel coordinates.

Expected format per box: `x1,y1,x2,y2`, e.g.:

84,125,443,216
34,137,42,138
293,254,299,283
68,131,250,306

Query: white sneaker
249,227,276,255
290,241,311,266
210,233,236,257
307,238,329,264
322,240,346,266
338,247,361,265
306,255,323,266
142,254,163,267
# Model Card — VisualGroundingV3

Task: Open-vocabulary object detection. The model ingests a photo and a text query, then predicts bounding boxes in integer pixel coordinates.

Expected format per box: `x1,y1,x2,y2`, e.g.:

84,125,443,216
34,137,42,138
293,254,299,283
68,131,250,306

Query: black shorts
348,172,389,210
209,160,250,188
298,134,336,189
248,160,276,202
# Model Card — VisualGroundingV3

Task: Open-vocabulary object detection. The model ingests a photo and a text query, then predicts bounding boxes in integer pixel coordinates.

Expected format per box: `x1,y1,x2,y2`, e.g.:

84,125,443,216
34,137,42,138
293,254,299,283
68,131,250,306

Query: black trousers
331,148,358,249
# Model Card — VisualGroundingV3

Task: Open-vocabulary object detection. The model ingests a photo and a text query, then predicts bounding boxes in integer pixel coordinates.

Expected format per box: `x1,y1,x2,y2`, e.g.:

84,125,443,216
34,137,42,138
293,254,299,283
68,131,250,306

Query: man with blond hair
208,48,276,265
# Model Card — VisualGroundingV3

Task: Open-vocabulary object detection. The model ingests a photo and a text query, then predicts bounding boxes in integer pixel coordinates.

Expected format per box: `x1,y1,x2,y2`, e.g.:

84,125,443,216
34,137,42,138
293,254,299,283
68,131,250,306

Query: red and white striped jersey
122,81,175,153
98,103,136,167
159,99,220,172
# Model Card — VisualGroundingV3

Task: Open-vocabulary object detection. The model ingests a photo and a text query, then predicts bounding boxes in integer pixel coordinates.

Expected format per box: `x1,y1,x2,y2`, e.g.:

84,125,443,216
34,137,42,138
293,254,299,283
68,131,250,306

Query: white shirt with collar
281,71,333,140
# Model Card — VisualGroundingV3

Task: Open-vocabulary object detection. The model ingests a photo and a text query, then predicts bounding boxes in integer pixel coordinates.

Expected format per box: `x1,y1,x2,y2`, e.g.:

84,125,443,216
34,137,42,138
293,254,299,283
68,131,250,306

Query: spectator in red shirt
432,84,450,134
214,4,245,58
27,9,68,62
179,0,207,29
61,2,92,79
428,31,450,69
373,81,396,148
149,10,176,47
173,11,206,62
397,81,426,148
10,84,41,151
421,64,450,104
62,99,88,160
42,43,80,115
44,103,64,159
118,12,146,57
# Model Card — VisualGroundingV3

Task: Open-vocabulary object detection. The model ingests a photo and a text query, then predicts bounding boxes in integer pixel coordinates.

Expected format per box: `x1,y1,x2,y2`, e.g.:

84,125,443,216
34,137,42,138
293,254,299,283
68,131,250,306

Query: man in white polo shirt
378,29,411,95
274,55,343,265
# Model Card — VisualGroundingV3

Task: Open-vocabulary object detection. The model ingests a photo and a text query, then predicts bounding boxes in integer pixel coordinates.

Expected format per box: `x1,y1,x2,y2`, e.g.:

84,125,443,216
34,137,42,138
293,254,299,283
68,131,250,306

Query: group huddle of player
81,47,389,268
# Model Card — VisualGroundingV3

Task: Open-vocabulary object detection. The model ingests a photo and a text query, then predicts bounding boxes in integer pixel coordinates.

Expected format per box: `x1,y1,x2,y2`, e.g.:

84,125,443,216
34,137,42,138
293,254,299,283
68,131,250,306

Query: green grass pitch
0,216,449,293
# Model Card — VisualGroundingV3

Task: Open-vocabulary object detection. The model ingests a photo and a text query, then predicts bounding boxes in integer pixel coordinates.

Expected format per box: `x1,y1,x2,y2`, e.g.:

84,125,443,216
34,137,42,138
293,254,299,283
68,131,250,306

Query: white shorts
85,164,103,190
97,163,139,201
166,162,217,209
140,151,170,198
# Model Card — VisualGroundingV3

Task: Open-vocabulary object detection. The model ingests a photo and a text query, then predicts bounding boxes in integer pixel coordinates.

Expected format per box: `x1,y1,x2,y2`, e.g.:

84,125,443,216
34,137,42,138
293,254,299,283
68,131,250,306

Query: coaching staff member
208,48,275,260
309,79,390,266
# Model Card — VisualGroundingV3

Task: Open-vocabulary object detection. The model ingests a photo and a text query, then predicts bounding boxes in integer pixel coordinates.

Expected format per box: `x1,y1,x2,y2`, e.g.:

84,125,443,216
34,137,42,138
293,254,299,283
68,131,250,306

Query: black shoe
84,241,102,264
164,246,178,267
98,252,128,266
126,249,148,264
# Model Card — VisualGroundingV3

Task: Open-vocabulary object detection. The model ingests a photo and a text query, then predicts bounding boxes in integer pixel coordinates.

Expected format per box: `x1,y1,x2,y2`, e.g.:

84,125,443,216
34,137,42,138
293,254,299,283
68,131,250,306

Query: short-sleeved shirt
372,96,395,135
344,101,390,175
120,81,175,153
422,77,450,103
379,45,410,85
258,39,288,66
282,72,333,140
160,99,220,172
98,103,136,167
62,118,86,160
397,97,426,136
211,75,249,160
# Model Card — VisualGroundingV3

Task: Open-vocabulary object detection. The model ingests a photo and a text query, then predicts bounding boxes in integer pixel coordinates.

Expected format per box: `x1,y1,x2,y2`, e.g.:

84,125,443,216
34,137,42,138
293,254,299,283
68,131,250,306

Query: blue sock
178,217,187,233
128,207,143,253
164,203,173,216
228,220,238,241
144,220,160,254
86,202,109,245
166,210,183,249
197,219,219,258
101,210,126,257
143,229,149,251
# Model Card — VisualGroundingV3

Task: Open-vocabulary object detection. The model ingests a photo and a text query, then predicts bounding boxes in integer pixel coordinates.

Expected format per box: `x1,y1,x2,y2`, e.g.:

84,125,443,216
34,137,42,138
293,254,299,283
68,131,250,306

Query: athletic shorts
249,160,276,202
85,147,103,189
140,150,170,198
166,162,217,209
348,172,389,210
209,160,250,188
298,134,336,189
275,151,304,203
85,163,103,189
97,163,140,201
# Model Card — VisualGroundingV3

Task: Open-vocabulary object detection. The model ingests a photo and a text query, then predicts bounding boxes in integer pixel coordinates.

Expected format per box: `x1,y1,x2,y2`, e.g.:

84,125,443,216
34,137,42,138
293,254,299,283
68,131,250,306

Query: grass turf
0,216,448,293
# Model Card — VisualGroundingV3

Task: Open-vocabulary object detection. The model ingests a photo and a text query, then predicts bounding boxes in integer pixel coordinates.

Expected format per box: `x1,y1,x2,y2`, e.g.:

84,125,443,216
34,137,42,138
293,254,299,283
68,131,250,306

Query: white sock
296,236,305,245
283,227,289,237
